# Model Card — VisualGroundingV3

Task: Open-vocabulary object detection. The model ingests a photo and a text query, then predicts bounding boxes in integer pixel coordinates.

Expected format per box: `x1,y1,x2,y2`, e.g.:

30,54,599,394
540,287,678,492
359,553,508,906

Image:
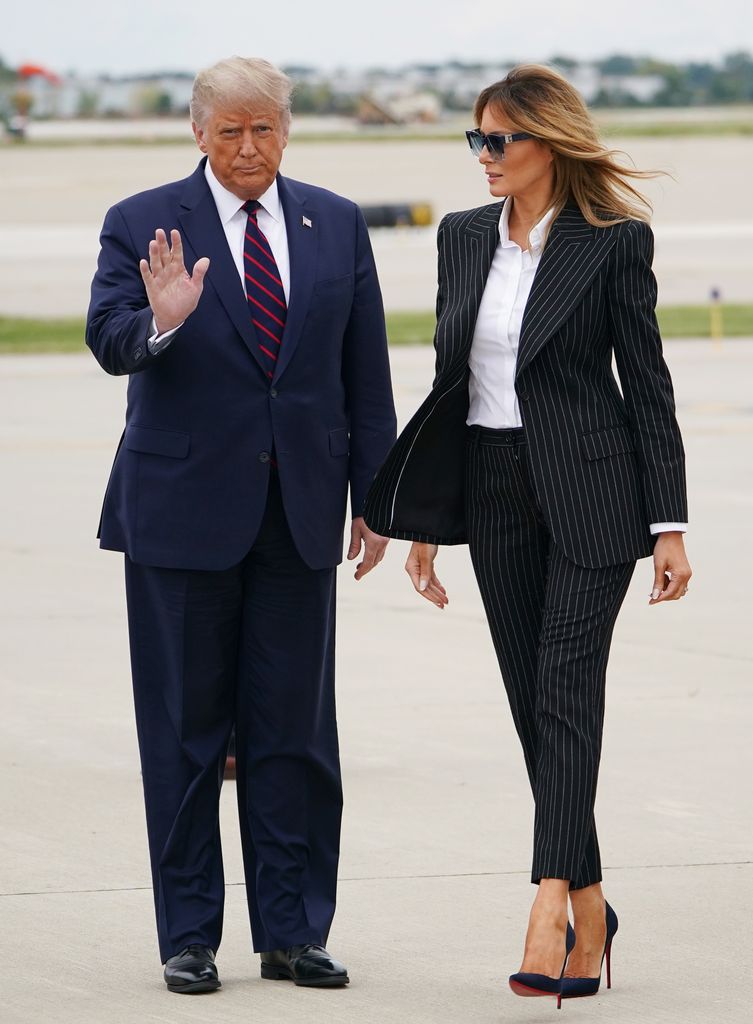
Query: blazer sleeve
608,219,688,525
86,204,163,376
342,206,398,517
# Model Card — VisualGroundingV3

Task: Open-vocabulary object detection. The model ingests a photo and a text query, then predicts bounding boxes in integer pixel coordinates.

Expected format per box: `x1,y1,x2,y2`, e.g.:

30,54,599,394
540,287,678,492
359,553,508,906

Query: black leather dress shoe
163,944,221,993
260,944,349,987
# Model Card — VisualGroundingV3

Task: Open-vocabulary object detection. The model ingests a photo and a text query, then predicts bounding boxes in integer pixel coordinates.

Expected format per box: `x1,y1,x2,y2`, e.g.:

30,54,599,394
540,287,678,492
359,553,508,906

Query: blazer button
518,386,529,401
270,388,278,398
133,346,144,360
259,451,271,463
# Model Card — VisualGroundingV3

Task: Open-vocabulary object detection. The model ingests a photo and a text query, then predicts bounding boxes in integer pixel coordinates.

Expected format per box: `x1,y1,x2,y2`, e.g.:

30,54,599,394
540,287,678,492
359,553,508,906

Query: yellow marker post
709,287,724,350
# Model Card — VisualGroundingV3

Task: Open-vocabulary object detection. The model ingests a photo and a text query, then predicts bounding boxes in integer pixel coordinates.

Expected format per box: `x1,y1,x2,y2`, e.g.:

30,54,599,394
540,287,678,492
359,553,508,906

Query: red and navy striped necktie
243,199,287,379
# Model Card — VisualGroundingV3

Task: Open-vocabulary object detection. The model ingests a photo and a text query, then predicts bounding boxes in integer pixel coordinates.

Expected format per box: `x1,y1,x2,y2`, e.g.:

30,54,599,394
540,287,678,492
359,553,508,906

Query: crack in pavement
3,859,750,898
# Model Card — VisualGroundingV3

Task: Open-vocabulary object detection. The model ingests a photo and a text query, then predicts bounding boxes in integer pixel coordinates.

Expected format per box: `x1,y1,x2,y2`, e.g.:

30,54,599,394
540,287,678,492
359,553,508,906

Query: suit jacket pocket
314,274,353,293
329,428,350,457
125,425,190,459
580,424,635,461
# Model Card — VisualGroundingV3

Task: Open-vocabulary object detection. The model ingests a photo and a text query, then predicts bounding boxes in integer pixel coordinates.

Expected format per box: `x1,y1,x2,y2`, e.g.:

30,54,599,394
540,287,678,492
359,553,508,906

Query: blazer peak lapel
465,200,505,240
516,207,615,376
274,176,317,382
177,168,268,373
439,203,501,377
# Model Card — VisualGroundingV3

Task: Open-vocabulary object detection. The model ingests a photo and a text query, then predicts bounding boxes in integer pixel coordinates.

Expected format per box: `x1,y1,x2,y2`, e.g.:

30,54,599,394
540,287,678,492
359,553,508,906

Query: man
87,56,396,993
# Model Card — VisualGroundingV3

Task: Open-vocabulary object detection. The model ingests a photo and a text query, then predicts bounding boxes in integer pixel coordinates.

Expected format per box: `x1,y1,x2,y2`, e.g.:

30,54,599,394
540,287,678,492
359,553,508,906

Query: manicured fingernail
419,579,428,591
651,588,661,600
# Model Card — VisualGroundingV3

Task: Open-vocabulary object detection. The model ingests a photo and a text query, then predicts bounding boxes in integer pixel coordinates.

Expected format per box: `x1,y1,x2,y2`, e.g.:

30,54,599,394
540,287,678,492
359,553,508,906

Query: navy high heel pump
509,922,576,1010
560,901,618,999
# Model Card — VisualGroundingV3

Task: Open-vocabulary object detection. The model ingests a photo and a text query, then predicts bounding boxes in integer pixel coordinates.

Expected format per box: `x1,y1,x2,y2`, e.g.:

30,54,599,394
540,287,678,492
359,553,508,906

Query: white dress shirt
147,161,290,352
466,201,685,535
467,201,553,430
203,161,290,300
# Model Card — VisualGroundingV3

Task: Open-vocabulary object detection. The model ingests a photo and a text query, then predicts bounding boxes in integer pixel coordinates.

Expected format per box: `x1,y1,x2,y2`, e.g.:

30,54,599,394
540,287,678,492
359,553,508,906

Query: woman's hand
649,532,692,605
405,542,448,609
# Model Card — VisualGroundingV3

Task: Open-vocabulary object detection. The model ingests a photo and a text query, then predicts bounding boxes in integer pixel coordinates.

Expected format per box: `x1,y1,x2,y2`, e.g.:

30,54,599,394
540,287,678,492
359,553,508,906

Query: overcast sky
4,0,753,76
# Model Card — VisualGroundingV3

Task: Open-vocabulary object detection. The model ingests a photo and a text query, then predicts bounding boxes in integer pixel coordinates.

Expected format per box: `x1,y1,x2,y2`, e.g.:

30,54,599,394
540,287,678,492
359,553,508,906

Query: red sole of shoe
509,980,557,998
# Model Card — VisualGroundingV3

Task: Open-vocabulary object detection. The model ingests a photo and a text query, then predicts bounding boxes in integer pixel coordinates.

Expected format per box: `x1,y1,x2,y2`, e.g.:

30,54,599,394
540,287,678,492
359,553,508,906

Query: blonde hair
474,64,659,226
191,56,292,129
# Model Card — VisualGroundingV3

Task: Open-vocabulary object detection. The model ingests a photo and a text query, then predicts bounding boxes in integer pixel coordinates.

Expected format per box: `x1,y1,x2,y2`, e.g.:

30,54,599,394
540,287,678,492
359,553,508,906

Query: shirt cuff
147,317,183,354
650,523,688,535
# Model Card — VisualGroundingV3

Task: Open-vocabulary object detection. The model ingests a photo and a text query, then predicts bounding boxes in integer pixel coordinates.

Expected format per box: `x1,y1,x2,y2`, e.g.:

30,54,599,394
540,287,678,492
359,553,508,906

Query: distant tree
598,54,639,75
283,65,318,78
550,55,578,72
710,50,753,101
636,58,673,75
653,67,694,106
590,87,642,109
447,60,486,72
685,62,715,92
291,82,356,116
292,82,335,114
154,91,172,115
723,50,753,74
131,85,173,116
0,54,17,83
76,90,100,118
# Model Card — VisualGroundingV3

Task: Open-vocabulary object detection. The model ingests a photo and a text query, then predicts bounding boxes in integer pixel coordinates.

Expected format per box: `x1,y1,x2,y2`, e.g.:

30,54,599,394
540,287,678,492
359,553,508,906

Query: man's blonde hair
190,56,293,129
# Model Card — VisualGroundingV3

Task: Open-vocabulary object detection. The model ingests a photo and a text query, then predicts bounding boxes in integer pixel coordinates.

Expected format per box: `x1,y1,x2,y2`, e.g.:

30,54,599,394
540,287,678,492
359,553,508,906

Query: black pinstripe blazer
363,199,687,568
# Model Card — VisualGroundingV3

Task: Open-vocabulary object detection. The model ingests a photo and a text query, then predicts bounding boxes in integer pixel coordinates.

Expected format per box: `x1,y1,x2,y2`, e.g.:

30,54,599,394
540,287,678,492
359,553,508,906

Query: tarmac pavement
1,341,752,1022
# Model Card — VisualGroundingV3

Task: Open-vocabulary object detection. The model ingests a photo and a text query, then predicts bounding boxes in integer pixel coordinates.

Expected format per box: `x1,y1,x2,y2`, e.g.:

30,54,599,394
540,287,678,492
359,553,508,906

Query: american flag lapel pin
302,215,312,228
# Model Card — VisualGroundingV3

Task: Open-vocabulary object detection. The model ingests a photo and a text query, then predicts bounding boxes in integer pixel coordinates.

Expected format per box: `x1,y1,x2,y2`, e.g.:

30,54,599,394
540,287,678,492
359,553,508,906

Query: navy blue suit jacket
87,159,397,570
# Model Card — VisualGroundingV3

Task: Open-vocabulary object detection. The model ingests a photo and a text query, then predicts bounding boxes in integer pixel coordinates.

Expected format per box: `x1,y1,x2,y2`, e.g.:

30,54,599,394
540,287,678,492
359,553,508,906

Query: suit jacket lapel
440,201,502,378
274,174,317,382
177,160,267,372
516,204,616,377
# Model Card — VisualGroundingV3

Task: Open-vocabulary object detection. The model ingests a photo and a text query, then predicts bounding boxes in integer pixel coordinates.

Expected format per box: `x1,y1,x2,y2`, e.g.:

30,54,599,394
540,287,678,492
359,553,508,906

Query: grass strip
0,306,751,355
386,306,753,345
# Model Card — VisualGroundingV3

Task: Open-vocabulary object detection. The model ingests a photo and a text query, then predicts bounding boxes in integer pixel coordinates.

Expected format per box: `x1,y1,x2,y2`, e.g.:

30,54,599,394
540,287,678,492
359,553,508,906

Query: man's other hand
140,228,210,333
348,518,389,580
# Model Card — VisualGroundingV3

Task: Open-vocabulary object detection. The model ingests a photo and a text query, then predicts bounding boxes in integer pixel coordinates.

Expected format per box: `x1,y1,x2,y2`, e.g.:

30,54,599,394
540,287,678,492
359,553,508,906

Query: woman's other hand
649,532,692,605
405,542,448,609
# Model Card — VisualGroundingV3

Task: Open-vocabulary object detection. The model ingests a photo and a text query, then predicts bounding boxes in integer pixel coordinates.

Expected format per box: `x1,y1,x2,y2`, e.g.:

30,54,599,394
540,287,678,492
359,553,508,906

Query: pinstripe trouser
465,426,635,890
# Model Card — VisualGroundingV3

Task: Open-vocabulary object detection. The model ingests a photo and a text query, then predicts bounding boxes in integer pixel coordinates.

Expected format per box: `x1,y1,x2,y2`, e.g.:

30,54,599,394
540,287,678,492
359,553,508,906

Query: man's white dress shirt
148,161,290,351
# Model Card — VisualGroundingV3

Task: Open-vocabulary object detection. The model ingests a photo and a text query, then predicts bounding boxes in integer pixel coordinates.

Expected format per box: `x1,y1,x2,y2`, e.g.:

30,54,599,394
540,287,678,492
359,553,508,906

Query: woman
363,65,691,1004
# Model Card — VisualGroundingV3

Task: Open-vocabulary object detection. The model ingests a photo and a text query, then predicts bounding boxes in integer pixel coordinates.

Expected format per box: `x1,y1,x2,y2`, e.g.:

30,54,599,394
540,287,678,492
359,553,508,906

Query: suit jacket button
518,387,529,401
259,451,270,463
134,346,144,360
270,388,278,398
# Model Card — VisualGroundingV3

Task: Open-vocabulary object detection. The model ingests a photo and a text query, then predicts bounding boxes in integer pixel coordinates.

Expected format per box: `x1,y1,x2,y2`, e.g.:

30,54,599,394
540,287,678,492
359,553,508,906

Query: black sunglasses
465,129,534,159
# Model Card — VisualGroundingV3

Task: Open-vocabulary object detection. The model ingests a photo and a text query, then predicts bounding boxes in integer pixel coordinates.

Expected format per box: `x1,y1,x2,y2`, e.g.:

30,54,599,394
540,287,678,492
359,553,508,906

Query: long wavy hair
474,64,659,226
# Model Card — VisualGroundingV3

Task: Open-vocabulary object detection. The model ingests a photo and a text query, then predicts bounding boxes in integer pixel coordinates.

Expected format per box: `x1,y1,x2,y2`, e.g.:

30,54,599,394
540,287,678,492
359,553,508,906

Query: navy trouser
466,426,635,889
125,472,342,961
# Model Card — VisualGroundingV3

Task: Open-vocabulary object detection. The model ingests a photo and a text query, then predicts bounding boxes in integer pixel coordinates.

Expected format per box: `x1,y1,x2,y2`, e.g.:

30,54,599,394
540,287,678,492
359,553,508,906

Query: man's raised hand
139,228,210,334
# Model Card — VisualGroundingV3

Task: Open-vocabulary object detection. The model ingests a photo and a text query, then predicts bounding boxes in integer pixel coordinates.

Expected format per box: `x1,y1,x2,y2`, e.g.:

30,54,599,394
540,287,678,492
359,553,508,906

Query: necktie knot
243,199,261,216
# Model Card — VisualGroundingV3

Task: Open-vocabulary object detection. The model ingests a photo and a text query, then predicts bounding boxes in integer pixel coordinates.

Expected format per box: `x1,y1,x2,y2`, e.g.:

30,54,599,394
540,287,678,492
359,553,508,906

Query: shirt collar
499,199,556,256
204,160,282,225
